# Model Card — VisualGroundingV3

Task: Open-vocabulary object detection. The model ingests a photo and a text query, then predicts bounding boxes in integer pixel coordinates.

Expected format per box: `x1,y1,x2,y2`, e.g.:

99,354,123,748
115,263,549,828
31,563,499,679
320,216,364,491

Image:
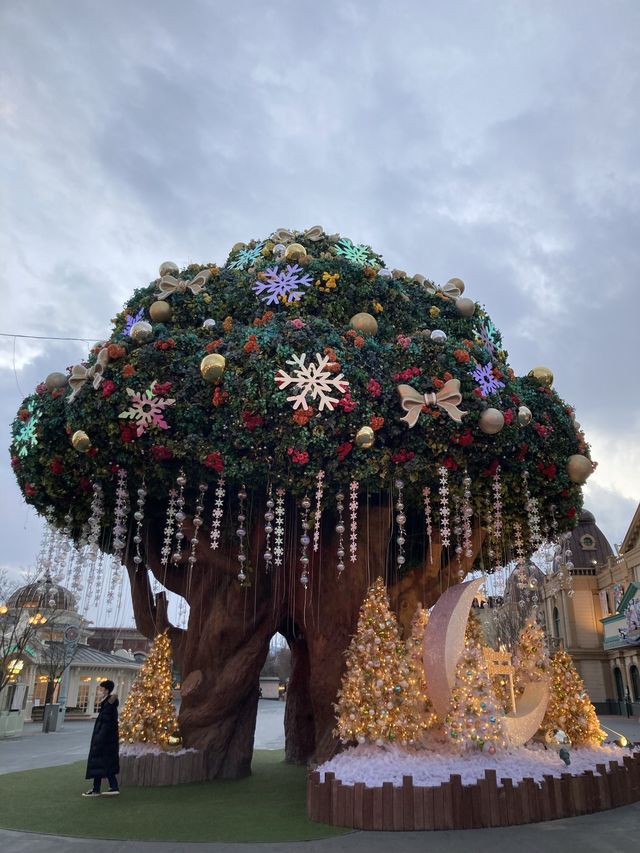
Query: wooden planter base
307,753,640,830
119,750,207,786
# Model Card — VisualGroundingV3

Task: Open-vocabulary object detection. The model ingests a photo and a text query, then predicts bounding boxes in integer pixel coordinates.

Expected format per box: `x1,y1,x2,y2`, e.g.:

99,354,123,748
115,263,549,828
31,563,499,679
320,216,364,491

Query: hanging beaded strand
236,485,248,583
108,469,129,613
299,496,312,588
492,466,503,571
313,470,325,553
512,521,528,608
132,481,147,571
395,479,407,571
171,470,187,564
209,475,225,551
438,466,450,549
274,488,285,567
349,480,359,564
453,494,463,577
484,489,496,573
188,483,208,573
462,473,473,560
263,486,275,571
335,491,346,576
522,469,542,552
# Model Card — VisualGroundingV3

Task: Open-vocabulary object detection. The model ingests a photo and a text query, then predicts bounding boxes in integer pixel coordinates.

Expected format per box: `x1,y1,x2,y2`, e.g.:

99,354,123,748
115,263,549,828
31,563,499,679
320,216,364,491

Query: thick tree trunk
126,495,485,778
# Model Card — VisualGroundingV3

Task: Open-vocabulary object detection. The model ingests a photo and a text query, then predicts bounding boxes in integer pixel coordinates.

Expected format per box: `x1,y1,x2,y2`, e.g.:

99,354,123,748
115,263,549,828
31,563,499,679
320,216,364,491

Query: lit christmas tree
465,608,485,646
334,577,420,745
512,616,549,695
120,631,179,745
405,604,438,730
445,638,508,752
542,649,605,746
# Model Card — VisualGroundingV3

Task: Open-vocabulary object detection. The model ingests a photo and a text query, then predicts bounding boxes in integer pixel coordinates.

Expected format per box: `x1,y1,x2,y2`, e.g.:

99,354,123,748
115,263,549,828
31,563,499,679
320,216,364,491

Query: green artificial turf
0,749,349,843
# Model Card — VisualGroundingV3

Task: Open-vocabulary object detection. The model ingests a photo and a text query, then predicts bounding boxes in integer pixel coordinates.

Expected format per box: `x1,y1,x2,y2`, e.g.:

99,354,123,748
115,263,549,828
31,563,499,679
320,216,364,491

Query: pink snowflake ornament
118,380,175,437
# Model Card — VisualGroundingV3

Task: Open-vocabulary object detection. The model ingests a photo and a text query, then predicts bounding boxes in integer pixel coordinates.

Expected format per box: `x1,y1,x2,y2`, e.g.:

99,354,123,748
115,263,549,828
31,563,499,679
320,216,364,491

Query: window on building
76,680,91,712
31,678,49,706
630,666,640,702
580,534,596,550
614,667,625,701
553,606,562,639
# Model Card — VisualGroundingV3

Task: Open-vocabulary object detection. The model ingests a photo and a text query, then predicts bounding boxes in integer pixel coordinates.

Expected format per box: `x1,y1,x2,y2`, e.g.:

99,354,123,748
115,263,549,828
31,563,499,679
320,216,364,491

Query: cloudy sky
1,1,638,621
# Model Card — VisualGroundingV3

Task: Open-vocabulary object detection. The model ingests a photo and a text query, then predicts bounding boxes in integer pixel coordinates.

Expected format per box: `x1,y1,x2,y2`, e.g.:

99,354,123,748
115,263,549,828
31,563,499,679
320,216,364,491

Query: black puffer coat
85,693,120,778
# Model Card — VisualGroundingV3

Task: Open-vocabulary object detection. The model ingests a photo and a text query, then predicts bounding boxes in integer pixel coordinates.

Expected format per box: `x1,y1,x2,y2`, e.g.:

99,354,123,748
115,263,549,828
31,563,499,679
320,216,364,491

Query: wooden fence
307,753,640,830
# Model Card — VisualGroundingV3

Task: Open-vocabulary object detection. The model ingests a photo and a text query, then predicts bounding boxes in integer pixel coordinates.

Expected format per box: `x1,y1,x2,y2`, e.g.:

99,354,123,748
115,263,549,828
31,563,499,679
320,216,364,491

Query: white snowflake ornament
274,352,349,411
118,380,175,437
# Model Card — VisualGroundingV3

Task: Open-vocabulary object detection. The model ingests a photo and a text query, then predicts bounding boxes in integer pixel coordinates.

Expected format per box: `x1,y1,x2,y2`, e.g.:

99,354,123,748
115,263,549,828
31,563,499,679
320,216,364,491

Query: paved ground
0,699,286,774
1,707,640,851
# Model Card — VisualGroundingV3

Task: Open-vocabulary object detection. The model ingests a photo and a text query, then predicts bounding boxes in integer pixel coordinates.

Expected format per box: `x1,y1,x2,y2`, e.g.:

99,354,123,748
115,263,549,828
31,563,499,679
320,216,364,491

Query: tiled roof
48,642,141,670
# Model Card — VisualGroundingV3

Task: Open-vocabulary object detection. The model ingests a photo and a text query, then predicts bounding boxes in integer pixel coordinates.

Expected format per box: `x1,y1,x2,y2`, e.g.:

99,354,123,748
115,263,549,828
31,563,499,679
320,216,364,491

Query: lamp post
57,625,80,729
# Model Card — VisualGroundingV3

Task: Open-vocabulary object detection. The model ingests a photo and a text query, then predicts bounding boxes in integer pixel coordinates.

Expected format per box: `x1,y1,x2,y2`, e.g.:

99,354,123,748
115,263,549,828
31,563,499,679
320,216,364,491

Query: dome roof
580,509,595,523
7,575,77,612
562,507,613,569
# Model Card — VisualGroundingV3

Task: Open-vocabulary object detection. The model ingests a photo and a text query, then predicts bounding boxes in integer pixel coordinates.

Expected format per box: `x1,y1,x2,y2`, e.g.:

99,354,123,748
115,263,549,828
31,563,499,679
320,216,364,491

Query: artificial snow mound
318,742,635,788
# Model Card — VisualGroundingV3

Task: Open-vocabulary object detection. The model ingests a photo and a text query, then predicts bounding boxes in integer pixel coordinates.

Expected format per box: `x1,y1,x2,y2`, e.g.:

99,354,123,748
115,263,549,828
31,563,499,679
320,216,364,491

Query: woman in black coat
83,679,120,796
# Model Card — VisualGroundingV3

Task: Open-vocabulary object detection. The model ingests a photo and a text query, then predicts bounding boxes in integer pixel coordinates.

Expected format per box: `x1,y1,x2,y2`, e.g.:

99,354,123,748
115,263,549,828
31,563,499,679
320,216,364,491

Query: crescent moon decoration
423,577,485,721
423,577,550,746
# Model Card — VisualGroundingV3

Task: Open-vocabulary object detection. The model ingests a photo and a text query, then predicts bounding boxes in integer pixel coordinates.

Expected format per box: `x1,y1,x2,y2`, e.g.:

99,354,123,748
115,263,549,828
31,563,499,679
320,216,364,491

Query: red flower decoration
204,452,224,472
151,445,173,462
79,478,92,492
337,441,353,462
101,380,116,398
153,381,173,396
442,455,459,470
24,482,37,498
11,455,21,470
454,348,470,363
212,387,229,407
503,408,514,425
516,443,528,461
537,462,557,479
337,392,357,413
394,366,421,382
567,507,577,519
88,447,98,457
154,338,176,351
391,449,415,464
205,339,224,352
119,422,137,443
452,429,474,447
287,447,309,464
367,378,382,398
242,411,263,430
36,382,47,395
370,415,384,431
534,423,550,438
49,458,64,475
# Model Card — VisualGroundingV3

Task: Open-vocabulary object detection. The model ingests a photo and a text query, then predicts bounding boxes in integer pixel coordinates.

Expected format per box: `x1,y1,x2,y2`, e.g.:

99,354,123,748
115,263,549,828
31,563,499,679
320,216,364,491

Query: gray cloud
1,0,638,608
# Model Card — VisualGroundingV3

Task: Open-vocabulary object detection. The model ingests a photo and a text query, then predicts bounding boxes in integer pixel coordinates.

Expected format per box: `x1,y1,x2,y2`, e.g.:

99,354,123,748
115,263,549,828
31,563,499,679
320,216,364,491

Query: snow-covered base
120,742,198,758
318,740,636,789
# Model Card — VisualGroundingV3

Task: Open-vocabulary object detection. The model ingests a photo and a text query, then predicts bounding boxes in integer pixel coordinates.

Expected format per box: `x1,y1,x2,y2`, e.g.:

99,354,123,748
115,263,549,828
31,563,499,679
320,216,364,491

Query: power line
0,332,101,343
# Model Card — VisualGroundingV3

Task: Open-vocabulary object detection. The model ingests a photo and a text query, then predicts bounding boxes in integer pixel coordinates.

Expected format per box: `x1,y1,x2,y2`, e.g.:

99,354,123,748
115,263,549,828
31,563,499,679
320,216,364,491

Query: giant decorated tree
9,226,593,778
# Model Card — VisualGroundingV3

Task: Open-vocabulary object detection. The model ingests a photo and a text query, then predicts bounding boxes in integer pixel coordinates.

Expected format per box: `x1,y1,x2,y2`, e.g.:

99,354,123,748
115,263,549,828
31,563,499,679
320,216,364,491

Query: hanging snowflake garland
313,470,325,552
349,480,359,563
228,243,265,270
119,380,175,437
161,489,178,567
274,488,286,567
274,352,349,411
469,362,505,397
462,474,473,559
422,486,433,563
492,467,503,571
335,238,375,267
438,466,451,548
209,476,225,551
474,318,502,358
253,264,313,305
14,402,40,457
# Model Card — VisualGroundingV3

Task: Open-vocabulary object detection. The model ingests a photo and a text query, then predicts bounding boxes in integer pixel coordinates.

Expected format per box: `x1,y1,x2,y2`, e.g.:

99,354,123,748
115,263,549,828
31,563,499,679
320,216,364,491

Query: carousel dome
7,573,77,612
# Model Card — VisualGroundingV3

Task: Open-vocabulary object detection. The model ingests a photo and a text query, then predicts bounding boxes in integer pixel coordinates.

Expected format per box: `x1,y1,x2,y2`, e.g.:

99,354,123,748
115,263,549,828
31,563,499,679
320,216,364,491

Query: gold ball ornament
355,426,375,449
528,365,554,387
350,312,378,335
45,372,67,391
149,301,173,323
167,730,183,747
130,320,154,343
71,430,91,453
454,297,476,318
200,353,226,383
284,242,307,261
566,454,594,485
159,261,179,277
447,277,465,294
479,408,505,435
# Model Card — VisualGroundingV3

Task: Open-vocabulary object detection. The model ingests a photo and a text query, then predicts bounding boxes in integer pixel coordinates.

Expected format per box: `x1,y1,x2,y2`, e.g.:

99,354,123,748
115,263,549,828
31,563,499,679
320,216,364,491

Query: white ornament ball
517,405,533,426
45,372,67,392
479,408,505,435
455,297,476,317
431,329,447,343
159,261,179,277
566,454,593,485
130,320,153,344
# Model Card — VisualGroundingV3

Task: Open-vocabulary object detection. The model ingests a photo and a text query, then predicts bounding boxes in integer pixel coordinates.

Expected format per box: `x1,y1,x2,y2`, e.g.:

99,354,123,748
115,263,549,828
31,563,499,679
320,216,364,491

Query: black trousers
92,774,118,792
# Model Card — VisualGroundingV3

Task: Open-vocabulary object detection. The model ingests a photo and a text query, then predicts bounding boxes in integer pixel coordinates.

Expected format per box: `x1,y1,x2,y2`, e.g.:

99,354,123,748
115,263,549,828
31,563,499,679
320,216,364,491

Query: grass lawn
0,749,349,843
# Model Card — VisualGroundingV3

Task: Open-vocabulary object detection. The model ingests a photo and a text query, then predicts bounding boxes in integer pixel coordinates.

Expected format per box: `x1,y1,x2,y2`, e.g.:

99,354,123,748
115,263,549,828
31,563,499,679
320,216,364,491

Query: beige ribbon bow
68,348,110,403
303,225,324,241
272,228,295,243
424,280,462,300
155,269,211,300
398,379,467,426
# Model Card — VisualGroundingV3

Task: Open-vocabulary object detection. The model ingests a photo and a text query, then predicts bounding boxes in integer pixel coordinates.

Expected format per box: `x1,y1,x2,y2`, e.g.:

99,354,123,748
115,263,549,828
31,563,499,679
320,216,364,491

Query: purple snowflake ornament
253,264,313,306
124,308,145,336
469,363,505,397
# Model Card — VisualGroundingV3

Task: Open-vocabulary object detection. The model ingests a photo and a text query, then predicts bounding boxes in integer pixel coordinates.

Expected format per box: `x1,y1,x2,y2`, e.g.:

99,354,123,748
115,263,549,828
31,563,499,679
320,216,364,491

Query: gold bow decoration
155,269,211,301
397,379,467,426
424,280,462,300
272,226,324,244
68,348,110,403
